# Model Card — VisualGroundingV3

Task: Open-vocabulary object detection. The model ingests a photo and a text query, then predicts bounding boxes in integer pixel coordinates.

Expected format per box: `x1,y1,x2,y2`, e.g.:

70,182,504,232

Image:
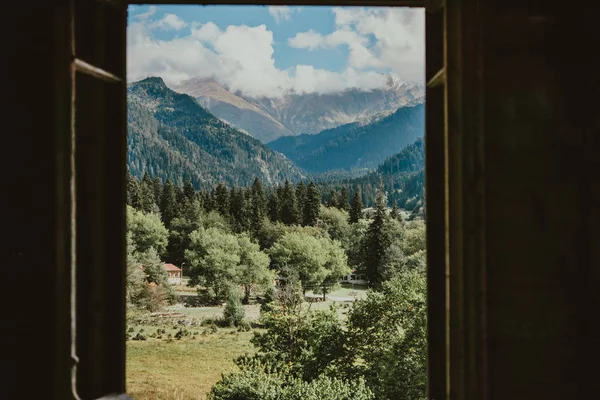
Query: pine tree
303,181,321,227
338,186,350,212
183,179,196,201
214,183,230,217
327,190,338,208
160,179,179,228
390,199,400,220
229,187,249,233
250,177,267,234
350,191,364,224
295,182,307,222
362,186,391,288
279,180,300,225
151,176,163,205
267,190,280,222
127,173,141,209
139,172,158,213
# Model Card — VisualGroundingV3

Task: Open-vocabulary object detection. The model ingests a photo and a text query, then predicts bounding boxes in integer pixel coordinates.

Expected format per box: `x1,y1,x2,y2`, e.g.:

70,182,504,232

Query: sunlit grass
127,329,258,400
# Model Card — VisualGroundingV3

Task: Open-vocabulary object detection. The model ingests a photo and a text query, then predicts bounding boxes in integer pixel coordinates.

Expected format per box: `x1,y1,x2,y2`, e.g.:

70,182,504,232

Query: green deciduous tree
186,227,241,301
237,233,273,304
126,205,169,256
345,271,427,400
269,231,349,295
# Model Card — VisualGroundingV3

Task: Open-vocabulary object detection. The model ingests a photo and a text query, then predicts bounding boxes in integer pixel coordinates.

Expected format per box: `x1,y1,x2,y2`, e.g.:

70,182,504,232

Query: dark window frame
67,1,481,399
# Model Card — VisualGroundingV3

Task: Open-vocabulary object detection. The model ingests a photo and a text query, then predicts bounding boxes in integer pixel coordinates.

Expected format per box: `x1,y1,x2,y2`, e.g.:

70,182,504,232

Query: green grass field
127,328,257,400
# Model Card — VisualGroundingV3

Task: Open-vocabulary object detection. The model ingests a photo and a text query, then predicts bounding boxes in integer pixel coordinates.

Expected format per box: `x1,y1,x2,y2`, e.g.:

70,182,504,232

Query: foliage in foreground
209,366,374,400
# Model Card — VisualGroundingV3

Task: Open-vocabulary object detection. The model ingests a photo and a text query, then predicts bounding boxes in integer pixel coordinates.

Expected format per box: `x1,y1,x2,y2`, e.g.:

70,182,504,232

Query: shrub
132,333,146,341
223,290,245,327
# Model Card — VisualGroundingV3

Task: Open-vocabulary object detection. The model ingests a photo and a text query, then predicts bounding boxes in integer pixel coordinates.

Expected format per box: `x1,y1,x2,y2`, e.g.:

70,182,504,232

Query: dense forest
127,77,304,189
267,104,424,173
315,138,425,217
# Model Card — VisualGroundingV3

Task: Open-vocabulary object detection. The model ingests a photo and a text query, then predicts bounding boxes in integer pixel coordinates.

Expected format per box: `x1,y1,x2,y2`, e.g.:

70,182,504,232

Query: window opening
123,3,428,399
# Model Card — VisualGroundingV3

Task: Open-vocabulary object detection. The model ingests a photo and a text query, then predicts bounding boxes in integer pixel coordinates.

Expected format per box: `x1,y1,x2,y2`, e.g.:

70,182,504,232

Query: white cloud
289,7,425,83
288,30,324,50
150,13,188,31
268,6,295,24
134,6,157,21
127,8,423,97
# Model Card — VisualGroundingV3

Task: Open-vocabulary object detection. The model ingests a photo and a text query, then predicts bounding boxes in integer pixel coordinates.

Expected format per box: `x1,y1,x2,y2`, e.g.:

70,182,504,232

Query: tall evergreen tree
214,183,230,217
160,179,179,228
229,187,249,233
303,181,321,227
127,173,141,209
139,172,158,213
183,179,196,201
390,199,400,220
151,176,163,205
327,190,338,208
350,190,364,224
250,177,267,233
295,182,307,222
338,187,350,212
279,180,300,225
362,187,391,288
267,190,280,223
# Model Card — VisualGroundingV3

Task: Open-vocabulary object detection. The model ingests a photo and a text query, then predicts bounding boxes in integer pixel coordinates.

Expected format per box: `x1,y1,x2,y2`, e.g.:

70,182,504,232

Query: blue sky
127,5,424,97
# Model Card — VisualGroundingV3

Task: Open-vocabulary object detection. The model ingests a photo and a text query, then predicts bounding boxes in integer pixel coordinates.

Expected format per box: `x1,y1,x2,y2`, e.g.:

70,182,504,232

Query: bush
209,367,374,400
223,291,245,327
203,323,219,335
132,333,147,341
237,321,252,332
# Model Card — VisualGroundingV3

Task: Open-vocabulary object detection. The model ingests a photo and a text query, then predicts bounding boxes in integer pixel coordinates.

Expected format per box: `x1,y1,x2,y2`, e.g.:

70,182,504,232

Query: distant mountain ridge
267,103,425,173
169,76,424,143
127,77,304,189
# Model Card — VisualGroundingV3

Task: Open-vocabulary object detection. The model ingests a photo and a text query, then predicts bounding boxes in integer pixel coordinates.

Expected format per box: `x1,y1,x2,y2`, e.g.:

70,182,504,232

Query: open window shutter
70,1,127,398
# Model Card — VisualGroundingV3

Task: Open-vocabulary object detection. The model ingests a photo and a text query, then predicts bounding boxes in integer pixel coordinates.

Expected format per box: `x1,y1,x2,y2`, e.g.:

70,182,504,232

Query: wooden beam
427,67,445,88
73,59,122,83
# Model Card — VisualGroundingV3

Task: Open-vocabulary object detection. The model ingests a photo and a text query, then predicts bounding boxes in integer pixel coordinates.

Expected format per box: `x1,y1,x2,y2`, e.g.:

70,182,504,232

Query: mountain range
170,76,424,143
267,103,425,173
127,77,304,189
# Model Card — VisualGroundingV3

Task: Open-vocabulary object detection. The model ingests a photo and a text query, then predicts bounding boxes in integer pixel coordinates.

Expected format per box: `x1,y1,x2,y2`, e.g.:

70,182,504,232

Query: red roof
163,263,181,272
139,263,181,272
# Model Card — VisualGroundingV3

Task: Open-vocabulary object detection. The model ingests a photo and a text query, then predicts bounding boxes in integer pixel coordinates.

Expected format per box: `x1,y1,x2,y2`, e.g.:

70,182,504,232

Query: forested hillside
268,104,424,173
316,138,425,217
127,77,304,189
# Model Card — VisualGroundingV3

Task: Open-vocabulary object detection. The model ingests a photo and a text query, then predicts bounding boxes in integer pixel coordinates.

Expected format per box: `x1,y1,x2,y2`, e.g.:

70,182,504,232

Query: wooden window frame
67,1,487,399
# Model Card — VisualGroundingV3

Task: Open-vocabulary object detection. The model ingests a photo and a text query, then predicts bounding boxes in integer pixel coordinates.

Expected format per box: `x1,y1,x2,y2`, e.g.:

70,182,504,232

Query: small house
139,263,183,285
163,263,182,285
341,271,368,286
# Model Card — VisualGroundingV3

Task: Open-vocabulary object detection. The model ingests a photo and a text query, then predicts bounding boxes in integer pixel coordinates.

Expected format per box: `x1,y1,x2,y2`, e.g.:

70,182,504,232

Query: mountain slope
170,77,294,143
170,76,424,142
268,103,425,173
127,77,304,189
